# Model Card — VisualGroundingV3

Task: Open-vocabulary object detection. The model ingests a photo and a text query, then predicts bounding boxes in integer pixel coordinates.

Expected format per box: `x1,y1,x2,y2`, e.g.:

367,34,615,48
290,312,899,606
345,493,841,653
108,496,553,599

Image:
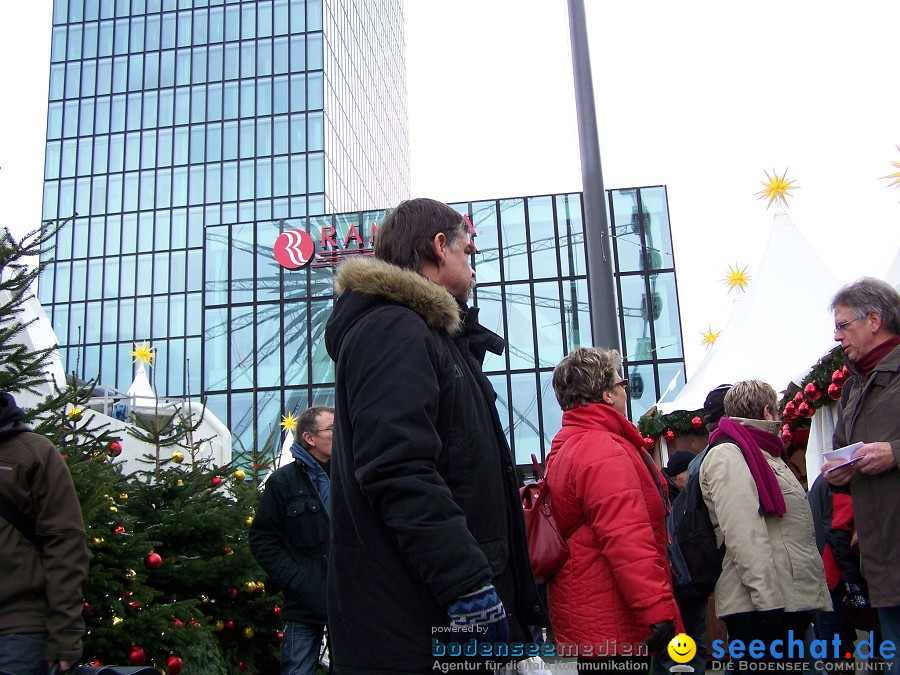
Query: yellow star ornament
723,264,751,294
131,341,155,365
882,145,900,190
280,413,298,433
756,169,797,210
700,327,721,349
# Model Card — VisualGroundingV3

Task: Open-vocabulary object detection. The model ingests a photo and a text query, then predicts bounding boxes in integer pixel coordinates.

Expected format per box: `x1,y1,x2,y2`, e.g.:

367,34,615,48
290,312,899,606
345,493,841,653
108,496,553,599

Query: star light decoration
280,413,298,433
756,169,797,210
700,327,721,349
723,264,751,295
131,341,155,365
883,145,900,194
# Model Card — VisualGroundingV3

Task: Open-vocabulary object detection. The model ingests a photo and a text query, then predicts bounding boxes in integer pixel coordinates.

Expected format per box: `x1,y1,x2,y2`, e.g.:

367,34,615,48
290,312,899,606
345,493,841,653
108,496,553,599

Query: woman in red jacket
546,347,681,674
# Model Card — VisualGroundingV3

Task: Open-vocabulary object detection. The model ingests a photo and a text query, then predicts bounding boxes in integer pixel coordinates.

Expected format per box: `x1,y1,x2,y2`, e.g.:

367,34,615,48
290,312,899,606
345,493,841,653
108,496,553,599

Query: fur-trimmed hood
325,257,464,363
333,257,461,332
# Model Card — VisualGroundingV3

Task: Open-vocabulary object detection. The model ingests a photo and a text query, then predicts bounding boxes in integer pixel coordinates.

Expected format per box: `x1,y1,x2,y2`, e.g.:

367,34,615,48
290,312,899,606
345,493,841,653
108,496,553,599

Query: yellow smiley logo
667,633,697,664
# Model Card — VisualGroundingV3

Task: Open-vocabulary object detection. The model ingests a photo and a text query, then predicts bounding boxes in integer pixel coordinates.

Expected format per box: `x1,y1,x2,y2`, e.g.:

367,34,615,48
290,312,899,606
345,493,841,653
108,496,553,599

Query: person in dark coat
0,393,89,675
323,198,545,674
250,405,333,675
822,277,900,672
663,450,695,498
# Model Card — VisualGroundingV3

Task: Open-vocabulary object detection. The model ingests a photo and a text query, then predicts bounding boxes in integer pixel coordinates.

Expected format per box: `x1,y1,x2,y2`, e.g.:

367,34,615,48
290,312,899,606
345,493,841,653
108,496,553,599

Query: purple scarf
709,417,786,517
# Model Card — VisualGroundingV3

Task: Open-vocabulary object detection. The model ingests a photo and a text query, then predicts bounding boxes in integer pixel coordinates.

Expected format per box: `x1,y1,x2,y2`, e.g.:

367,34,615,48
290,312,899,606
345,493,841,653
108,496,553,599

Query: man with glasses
822,277,900,670
251,405,334,675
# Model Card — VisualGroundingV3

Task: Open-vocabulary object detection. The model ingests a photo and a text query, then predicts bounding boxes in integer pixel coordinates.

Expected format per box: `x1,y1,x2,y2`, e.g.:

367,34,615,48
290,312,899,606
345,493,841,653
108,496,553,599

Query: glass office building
38,0,683,467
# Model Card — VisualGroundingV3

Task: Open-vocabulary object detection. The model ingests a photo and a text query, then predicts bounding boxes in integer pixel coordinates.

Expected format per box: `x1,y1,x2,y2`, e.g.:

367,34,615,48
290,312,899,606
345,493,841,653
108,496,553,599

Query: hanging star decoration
131,341,155,365
723,264,751,295
700,327,721,349
882,145,900,193
756,169,797,210
280,413,298,433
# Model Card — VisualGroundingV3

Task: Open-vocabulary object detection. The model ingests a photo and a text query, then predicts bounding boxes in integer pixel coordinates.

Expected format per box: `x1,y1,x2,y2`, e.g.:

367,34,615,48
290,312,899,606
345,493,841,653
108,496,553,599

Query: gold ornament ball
124,569,137,582
245,581,257,593
109,505,118,512
215,620,225,632
112,616,124,626
115,492,128,504
198,594,210,603
255,581,265,593
234,469,246,482
92,537,105,548
176,479,184,486
242,626,255,639
171,450,185,464
244,516,254,527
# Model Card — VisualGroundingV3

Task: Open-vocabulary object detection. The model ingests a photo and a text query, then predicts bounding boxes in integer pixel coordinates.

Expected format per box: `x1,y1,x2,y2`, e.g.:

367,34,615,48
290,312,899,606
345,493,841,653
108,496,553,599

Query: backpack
666,436,731,599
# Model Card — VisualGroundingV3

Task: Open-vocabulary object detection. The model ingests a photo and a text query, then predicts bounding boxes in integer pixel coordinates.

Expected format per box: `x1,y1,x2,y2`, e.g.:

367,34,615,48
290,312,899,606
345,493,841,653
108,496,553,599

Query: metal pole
566,0,620,351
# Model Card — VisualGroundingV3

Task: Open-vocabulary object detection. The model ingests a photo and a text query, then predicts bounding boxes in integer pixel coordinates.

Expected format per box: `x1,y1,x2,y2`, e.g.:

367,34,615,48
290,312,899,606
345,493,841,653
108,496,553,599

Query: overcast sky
2,1,899,376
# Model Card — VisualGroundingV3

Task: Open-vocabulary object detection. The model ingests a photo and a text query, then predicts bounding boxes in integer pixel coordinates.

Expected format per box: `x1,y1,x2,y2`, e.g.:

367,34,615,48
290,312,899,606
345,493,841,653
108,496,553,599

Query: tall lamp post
566,0,620,351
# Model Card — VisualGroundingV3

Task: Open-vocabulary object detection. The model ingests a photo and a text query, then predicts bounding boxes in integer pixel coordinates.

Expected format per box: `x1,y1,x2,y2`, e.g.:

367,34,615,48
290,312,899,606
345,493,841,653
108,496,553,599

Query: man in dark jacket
323,198,544,673
823,277,900,671
250,405,333,675
0,392,89,675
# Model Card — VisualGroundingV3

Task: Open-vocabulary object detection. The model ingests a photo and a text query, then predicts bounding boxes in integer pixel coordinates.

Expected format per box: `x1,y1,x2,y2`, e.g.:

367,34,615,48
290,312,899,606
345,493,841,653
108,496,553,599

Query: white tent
657,209,844,414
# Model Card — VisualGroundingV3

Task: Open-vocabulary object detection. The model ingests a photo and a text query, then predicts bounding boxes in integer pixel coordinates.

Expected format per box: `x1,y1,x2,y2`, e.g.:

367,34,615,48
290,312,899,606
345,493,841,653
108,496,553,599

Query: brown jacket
0,424,89,662
833,343,900,607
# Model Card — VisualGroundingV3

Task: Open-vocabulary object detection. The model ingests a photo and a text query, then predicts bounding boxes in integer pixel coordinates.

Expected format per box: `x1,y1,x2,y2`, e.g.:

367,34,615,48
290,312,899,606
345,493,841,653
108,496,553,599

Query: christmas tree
2,227,281,673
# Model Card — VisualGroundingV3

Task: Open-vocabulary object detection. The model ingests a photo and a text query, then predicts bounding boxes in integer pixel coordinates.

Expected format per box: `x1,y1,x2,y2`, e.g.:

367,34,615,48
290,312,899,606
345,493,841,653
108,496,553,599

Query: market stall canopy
657,210,843,413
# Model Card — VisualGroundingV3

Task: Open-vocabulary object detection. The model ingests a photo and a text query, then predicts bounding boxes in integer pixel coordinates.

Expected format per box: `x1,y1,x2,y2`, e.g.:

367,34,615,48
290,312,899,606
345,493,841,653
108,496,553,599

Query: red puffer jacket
545,403,681,656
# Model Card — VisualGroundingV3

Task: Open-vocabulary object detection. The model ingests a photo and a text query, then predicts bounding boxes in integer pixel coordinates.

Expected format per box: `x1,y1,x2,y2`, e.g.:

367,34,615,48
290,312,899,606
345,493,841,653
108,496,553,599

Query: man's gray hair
830,277,900,334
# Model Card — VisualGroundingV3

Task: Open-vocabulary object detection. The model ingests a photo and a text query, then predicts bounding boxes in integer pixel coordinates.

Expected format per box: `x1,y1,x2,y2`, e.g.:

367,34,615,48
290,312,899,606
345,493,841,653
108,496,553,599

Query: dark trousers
724,610,812,667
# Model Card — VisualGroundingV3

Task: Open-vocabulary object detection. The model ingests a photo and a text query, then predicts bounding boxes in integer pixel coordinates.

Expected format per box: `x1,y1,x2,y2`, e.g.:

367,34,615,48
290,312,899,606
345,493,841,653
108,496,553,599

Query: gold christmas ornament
124,569,137,582
92,537,105,548
233,469,246,482
245,581,257,593
198,594,210,603
244,516,254,527
215,620,225,632
242,626,255,639
255,581,265,593
67,407,84,422
109,505,118,512
176,479,184,486
115,493,128,504
171,450,185,464
112,616,124,626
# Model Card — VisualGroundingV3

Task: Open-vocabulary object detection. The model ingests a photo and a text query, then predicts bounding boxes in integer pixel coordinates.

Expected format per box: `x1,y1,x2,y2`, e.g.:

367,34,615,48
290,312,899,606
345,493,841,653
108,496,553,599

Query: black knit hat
703,384,732,428
664,450,695,477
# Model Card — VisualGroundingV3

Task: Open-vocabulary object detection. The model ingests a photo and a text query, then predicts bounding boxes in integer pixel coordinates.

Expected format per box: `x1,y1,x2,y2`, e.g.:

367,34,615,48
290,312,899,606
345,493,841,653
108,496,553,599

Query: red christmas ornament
793,392,804,404
91,660,103,667
144,552,163,571
112,525,126,534
643,437,655,450
664,430,676,442
690,416,703,430
276,631,284,641
783,401,797,421
107,441,123,457
229,587,239,599
128,646,146,666
223,546,234,555
166,655,183,675
273,605,282,617
83,601,92,615
832,369,846,385
127,600,140,612
782,429,793,445
122,590,133,599
173,617,184,628
841,365,850,378
238,662,248,671
188,619,201,627
804,383,822,401
211,476,223,487
827,383,842,400
224,620,235,630
797,401,814,418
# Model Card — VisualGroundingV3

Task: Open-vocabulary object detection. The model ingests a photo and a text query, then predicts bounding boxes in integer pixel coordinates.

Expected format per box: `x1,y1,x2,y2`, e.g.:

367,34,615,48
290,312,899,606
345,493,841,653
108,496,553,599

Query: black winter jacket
250,460,329,625
323,258,544,674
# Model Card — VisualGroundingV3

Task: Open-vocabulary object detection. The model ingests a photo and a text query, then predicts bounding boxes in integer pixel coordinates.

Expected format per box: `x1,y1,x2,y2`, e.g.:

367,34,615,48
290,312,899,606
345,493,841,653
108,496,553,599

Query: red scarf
856,336,900,380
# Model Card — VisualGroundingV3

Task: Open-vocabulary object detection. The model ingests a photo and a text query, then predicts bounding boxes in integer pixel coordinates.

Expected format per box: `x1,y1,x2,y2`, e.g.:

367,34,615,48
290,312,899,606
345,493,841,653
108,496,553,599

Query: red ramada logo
273,229,315,270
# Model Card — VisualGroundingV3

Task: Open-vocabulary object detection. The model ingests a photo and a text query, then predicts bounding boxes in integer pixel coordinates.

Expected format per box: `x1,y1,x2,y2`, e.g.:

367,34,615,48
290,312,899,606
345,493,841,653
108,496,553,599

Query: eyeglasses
613,379,629,394
315,425,334,435
834,318,860,333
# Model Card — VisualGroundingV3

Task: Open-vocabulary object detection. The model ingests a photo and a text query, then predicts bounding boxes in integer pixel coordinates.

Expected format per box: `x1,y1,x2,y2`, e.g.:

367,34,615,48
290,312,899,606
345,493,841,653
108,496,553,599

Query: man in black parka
324,198,545,673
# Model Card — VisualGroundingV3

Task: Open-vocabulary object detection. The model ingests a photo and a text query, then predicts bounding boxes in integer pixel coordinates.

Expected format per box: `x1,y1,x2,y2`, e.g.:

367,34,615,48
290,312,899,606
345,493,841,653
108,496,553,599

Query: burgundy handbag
520,454,569,582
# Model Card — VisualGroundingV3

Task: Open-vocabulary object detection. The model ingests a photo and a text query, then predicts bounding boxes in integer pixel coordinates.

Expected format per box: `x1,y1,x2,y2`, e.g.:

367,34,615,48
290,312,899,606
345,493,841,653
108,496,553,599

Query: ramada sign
273,215,478,270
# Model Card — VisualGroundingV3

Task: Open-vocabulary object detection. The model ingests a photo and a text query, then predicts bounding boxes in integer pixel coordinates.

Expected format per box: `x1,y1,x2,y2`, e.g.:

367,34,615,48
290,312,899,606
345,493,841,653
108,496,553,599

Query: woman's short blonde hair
723,380,778,420
552,347,622,410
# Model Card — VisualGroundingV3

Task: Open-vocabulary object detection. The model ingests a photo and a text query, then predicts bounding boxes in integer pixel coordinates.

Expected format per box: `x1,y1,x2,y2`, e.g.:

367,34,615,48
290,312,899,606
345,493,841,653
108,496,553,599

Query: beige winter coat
699,417,831,619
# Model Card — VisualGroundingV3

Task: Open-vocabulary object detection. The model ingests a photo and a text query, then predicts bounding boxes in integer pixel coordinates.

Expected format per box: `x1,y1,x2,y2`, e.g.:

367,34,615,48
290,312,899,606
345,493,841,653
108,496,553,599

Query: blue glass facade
39,1,682,468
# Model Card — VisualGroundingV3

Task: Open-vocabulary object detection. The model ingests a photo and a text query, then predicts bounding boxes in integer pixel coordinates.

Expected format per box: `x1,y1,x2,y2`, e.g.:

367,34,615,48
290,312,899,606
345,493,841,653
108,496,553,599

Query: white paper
823,441,865,463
